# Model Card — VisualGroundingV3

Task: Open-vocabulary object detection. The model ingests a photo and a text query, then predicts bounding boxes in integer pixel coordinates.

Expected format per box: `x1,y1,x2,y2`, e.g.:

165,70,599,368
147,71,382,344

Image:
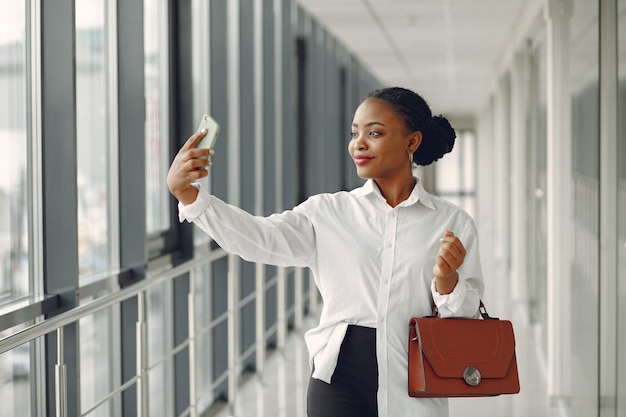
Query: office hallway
211,305,552,417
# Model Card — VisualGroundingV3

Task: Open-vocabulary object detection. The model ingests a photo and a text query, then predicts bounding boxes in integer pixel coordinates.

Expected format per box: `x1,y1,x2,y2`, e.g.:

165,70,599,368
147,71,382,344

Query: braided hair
366,87,456,166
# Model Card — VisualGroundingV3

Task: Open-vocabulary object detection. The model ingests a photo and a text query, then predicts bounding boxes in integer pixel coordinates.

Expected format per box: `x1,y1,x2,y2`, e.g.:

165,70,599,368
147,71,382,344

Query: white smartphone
195,114,220,151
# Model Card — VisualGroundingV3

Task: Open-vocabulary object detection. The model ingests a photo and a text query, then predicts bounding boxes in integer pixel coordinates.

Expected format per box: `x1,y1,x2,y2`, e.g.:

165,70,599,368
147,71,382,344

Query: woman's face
349,98,420,181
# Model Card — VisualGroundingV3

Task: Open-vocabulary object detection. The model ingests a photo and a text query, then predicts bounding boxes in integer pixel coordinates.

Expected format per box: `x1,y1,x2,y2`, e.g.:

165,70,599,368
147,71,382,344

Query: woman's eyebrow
352,121,386,128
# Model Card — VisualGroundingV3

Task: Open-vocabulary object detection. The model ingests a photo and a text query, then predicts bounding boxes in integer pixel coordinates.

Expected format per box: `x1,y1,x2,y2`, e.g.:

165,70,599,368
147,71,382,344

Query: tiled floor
211,309,553,417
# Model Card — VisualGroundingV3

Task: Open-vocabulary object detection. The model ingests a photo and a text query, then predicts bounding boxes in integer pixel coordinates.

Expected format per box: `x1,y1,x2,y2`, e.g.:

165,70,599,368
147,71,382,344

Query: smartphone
195,114,220,151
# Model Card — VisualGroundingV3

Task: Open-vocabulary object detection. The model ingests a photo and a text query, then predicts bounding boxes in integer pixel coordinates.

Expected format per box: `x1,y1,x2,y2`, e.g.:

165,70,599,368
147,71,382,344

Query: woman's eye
349,131,358,139
369,130,381,137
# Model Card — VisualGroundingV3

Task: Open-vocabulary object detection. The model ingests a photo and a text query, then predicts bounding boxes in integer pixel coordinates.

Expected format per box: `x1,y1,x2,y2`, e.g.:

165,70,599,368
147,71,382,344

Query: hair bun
431,115,456,155
414,115,456,165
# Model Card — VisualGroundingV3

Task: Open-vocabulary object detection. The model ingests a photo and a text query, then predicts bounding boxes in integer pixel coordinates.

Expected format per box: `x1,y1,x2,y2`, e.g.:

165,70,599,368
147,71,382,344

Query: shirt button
383,279,389,285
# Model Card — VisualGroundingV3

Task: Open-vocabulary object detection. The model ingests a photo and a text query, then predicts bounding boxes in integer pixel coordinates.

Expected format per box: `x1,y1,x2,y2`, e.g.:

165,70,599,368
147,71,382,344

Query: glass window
0,3,35,414
145,0,171,235
76,0,113,279
434,130,477,219
0,1,29,304
0,333,32,417
147,283,173,417
79,306,119,416
569,1,599,416
193,263,215,410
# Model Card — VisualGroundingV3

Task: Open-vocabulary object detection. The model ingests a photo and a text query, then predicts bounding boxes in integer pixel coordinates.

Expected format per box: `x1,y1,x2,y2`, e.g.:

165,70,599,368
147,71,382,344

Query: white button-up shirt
179,178,484,417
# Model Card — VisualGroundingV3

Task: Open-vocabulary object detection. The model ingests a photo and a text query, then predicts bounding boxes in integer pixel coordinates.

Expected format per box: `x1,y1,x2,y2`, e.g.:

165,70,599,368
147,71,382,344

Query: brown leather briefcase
408,302,520,397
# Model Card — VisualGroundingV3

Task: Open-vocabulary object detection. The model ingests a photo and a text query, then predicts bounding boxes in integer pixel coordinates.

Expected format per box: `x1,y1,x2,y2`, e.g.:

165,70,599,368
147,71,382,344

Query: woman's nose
353,133,366,150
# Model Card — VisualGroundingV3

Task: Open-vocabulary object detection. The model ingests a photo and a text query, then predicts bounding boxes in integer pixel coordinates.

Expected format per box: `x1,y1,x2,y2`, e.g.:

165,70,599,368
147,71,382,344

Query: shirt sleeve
178,183,316,268
430,217,484,318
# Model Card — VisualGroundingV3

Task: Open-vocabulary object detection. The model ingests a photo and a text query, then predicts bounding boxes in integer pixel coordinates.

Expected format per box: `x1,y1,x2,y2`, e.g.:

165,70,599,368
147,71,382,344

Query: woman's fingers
167,131,214,201
434,231,466,278
180,130,211,159
185,129,208,149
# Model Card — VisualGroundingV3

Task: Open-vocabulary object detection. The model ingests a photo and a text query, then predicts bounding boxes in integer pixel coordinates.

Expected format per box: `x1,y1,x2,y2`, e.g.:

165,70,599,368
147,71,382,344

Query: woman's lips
354,156,373,166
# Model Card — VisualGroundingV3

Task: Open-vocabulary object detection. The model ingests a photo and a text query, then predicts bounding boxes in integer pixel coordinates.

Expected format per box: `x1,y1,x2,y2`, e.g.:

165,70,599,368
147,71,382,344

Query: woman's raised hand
166,130,214,205
433,230,466,294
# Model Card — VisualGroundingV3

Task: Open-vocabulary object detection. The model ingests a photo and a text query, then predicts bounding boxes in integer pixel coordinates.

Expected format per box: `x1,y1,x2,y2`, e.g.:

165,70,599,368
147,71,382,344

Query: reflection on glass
569,1,599,416
0,341,31,417
145,0,170,234
0,0,29,304
194,263,214,410
148,363,168,417
76,0,111,278
147,283,170,417
0,2,30,407
80,307,115,416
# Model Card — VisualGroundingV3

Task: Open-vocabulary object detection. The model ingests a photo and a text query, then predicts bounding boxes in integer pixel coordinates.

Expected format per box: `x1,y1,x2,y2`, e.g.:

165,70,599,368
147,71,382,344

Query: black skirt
306,325,378,417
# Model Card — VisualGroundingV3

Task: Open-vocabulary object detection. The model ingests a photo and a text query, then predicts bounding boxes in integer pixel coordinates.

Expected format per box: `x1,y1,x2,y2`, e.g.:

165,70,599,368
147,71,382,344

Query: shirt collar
353,178,436,210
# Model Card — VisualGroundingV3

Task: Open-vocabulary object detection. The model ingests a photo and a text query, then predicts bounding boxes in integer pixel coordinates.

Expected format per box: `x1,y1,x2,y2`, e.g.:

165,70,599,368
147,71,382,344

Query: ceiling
296,0,531,127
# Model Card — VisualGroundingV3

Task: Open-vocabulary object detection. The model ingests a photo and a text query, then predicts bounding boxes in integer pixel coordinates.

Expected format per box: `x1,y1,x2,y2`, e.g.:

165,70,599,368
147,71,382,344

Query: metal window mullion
27,0,47,414
226,0,241,414
509,50,531,306
204,264,215,408
294,267,303,330
274,0,284,212
226,254,240,416
41,0,80,415
158,0,171,195
255,263,266,376
55,327,67,417
136,291,148,417
107,0,121,271
544,0,574,401
277,267,286,349
599,0,618,414
253,0,266,380
188,271,198,417
111,302,123,415
27,0,43,299
165,278,176,417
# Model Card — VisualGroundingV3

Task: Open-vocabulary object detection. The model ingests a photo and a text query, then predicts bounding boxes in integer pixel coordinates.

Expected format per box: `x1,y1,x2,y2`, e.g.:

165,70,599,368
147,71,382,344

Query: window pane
145,0,170,234
569,1,599,416
433,130,476,220
79,306,117,416
147,283,171,417
76,0,111,278
461,131,476,190
0,1,29,303
0,342,32,417
434,144,461,194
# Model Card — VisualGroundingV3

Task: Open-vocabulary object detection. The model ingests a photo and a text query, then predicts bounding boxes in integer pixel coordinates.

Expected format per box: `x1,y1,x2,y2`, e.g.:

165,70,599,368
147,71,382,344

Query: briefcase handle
430,300,499,320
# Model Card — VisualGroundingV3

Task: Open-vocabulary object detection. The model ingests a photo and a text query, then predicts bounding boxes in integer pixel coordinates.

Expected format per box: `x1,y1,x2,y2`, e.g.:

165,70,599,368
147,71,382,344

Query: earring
408,152,413,163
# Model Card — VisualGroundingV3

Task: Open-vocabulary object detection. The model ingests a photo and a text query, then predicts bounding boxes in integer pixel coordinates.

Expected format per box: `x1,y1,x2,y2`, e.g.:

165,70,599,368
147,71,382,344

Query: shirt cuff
430,277,468,318
177,183,212,223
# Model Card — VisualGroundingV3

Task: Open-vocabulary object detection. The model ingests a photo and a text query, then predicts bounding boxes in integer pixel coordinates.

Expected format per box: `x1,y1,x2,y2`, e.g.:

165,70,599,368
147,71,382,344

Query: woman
167,87,484,417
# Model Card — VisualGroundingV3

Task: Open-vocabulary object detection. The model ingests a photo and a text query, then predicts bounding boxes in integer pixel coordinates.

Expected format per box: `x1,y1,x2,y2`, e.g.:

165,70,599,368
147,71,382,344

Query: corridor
212,306,552,417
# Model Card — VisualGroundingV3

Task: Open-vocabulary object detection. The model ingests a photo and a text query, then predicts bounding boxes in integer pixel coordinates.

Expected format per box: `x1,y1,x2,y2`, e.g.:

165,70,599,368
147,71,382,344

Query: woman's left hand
433,230,466,293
